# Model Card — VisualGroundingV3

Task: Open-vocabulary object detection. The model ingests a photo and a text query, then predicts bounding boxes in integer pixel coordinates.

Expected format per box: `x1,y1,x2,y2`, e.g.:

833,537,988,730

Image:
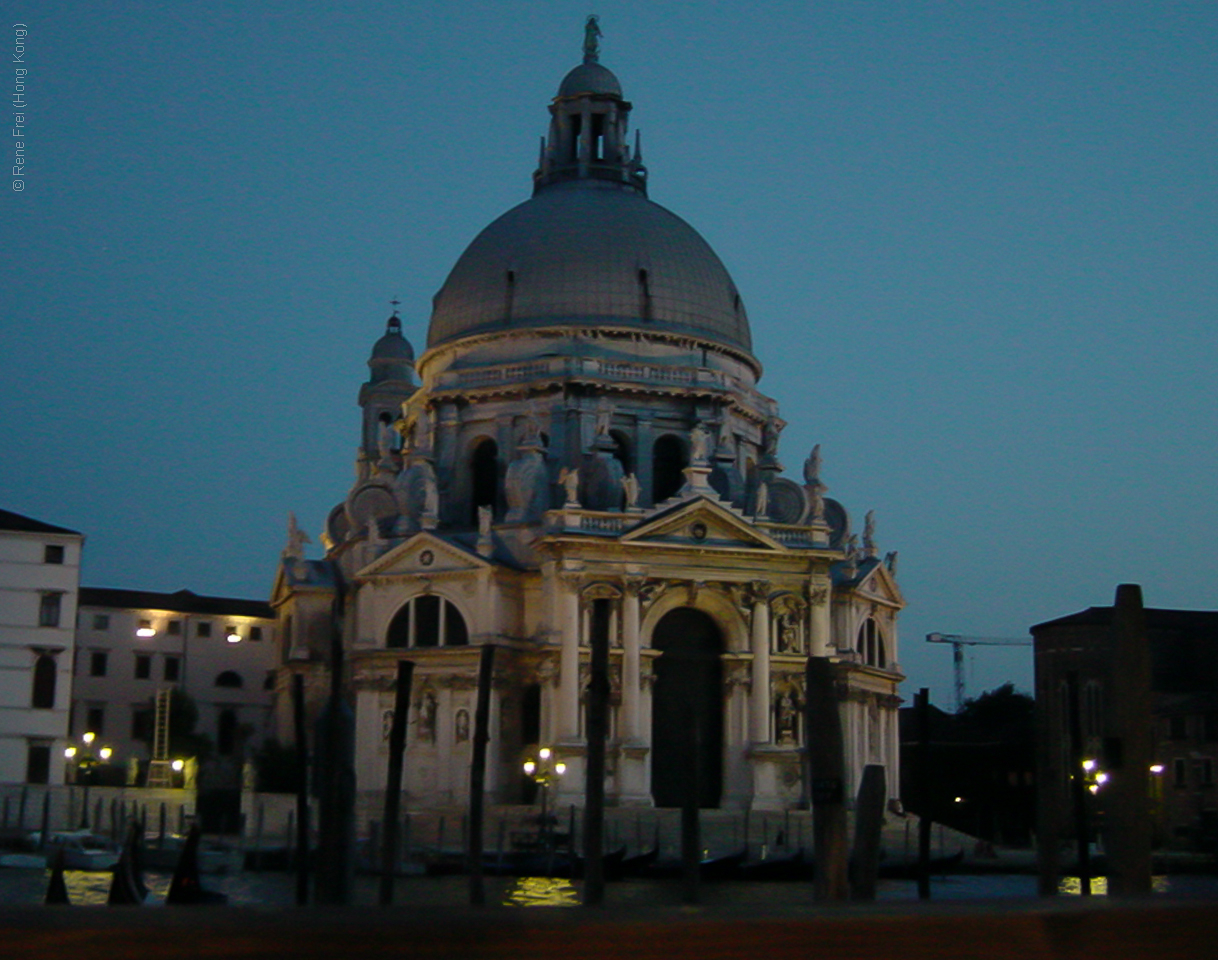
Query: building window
92,614,110,630
134,654,151,680
31,654,56,708
250,625,263,641
263,670,276,691
26,744,51,784
39,593,62,627
217,708,239,756
469,437,499,525
131,707,152,742
215,670,243,689
136,618,155,637
89,651,108,677
652,434,687,504
86,705,105,736
44,544,64,564
1205,712,1218,743
1173,758,1188,788
386,596,469,648
164,656,180,682
857,617,886,668
167,620,182,636
1196,758,1214,787
196,621,212,638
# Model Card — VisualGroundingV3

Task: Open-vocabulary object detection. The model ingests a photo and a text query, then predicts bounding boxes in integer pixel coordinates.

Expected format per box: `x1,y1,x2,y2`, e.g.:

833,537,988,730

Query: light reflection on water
1057,875,1171,896
1,867,1214,909
502,876,581,907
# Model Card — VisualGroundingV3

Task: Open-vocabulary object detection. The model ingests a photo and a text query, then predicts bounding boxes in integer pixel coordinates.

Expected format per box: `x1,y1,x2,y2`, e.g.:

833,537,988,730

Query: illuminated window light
136,618,156,638
226,627,242,643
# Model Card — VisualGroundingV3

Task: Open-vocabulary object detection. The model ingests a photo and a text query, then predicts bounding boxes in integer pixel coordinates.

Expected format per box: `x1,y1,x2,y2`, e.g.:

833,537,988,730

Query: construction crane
925,633,1033,713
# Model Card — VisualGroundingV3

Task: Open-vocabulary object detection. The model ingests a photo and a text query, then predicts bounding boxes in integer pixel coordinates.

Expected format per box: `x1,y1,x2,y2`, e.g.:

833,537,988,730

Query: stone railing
436,357,737,392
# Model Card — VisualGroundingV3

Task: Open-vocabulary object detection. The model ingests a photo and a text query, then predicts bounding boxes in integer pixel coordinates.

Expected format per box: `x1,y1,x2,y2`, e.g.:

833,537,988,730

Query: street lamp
64,732,115,784
522,746,566,850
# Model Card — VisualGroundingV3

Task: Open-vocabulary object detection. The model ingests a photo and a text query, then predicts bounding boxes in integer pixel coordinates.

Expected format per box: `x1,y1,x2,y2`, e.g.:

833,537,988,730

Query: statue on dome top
583,14,602,63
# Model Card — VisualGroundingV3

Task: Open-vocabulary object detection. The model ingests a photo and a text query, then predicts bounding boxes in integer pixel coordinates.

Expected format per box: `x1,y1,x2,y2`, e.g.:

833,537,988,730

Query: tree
957,683,1035,741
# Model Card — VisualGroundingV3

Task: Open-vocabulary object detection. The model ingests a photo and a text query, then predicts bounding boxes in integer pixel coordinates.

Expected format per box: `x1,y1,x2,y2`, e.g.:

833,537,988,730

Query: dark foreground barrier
2,898,1214,960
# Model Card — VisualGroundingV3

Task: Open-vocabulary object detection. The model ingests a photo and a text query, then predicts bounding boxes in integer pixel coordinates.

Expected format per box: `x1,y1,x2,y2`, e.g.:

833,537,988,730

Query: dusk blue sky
5,2,1216,708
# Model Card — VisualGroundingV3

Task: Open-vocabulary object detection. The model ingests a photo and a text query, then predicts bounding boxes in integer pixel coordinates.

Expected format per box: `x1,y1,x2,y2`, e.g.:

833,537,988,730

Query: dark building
1032,603,1218,852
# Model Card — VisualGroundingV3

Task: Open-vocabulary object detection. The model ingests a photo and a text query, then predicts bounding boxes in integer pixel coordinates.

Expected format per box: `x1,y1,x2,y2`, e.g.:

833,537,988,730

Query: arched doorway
650,608,723,808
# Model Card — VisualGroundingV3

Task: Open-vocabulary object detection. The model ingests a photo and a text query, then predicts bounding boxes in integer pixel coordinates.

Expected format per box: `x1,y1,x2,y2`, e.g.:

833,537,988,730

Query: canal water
2,867,1217,908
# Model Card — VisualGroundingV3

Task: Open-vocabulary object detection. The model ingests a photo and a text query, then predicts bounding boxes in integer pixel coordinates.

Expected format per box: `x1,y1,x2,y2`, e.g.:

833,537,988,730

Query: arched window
470,438,498,525
610,429,634,476
215,670,243,689
386,597,469,648
652,434,686,504
31,654,56,709
857,618,886,668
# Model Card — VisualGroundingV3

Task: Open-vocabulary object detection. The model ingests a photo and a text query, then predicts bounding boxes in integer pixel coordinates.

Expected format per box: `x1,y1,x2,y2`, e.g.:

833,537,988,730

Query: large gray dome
427,180,752,355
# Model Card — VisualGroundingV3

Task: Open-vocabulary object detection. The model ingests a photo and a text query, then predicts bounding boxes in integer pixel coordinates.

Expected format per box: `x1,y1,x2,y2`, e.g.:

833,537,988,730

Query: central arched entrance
650,607,724,808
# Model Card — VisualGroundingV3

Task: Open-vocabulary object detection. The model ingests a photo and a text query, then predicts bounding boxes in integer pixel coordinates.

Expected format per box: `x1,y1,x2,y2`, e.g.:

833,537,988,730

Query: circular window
419,550,434,567
690,522,708,542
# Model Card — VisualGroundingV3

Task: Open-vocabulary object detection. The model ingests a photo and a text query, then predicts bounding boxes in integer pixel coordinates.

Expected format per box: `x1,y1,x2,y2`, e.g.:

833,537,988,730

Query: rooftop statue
583,14,602,62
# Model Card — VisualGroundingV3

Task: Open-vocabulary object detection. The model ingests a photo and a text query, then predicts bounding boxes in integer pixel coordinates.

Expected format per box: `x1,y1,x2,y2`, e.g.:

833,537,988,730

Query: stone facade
273,31,904,813
0,509,83,785
72,587,277,783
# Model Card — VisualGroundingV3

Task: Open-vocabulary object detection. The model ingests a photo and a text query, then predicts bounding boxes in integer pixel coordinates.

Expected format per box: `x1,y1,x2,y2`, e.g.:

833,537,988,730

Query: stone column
621,579,642,741
749,581,771,744
558,574,582,739
808,578,831,657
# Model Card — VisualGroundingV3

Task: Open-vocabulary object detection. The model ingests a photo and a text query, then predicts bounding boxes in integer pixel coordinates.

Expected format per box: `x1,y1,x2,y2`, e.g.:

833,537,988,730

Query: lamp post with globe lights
522,747,566,850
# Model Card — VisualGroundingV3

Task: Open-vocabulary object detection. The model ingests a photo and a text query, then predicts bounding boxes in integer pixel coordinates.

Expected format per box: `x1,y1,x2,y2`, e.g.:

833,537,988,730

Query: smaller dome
367,314,415,386
558,61,622,99
371,316,414,364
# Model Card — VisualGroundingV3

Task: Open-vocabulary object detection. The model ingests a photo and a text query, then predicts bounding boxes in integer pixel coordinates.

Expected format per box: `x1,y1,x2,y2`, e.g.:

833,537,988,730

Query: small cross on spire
389,297,401,318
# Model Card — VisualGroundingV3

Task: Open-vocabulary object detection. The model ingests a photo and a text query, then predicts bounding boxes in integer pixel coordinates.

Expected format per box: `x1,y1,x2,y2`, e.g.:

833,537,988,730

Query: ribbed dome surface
427,181,752,354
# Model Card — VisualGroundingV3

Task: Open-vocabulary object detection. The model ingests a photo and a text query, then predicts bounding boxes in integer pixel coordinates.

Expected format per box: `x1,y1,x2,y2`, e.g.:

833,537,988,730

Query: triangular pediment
619,496,786,551
357,532,490,578
858,561,904,608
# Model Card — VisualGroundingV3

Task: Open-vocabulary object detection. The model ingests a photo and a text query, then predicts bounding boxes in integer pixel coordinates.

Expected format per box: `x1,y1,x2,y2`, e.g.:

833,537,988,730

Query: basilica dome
427,179,752,357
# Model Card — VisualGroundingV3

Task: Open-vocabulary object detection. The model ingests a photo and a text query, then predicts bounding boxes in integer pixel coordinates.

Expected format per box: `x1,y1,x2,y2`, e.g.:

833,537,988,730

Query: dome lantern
534,16,646,196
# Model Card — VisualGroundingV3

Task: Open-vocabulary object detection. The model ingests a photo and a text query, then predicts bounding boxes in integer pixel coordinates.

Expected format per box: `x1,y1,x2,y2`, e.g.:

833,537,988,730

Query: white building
274,27,904,814
0,509,83,785
72,588,277,782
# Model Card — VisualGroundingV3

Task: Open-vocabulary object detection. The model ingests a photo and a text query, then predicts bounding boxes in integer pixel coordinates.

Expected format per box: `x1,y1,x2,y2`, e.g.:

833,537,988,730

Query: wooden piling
584,596,611,905
291,672,310,905
806,657,848,901
468,643,495,906
379,659,413,905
